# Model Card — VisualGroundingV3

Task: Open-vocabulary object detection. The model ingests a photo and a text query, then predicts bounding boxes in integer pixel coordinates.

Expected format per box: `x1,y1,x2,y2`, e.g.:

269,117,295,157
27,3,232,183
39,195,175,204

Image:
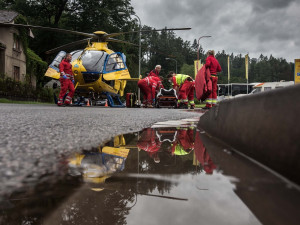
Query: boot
178,103,188,109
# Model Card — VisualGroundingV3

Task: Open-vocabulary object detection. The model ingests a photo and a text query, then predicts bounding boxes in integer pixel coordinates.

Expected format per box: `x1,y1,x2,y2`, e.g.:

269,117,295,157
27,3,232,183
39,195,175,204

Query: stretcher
156,88,178,108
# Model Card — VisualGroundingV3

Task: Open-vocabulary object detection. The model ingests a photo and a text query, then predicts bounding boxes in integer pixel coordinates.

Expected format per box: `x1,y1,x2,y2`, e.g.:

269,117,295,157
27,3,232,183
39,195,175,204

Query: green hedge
0,76,54,103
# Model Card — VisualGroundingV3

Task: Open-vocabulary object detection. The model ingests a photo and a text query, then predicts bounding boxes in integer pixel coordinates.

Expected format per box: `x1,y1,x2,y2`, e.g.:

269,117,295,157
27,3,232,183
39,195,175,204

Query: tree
180,64,194,77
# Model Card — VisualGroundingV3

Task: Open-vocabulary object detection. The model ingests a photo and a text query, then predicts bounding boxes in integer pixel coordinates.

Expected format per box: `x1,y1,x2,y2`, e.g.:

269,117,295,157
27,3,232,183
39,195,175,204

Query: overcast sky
131,0,299,62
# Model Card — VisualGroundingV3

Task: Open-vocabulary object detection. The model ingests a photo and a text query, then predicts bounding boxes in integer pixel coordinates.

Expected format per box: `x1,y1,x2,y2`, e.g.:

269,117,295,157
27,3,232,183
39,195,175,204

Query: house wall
0,26,27,82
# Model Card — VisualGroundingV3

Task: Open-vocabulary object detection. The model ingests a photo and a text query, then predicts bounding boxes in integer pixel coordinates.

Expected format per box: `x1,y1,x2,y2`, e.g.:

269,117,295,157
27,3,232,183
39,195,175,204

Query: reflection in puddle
66,118,217,185
1,118,300,225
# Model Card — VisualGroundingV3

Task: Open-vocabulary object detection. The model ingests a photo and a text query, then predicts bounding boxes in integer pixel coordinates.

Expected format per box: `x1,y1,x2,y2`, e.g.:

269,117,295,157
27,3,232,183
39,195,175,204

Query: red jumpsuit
58,59,75,105
148,69,164,89
171,128,195,155
148,69,159,77
205,55,221,108
172,76,195,106
137,128,162,159
194,131,216,174
138,76,158,106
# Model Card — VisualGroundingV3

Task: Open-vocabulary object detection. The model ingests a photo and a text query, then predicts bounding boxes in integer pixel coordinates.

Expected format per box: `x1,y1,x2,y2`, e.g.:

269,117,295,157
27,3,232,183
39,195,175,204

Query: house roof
0,10,19,23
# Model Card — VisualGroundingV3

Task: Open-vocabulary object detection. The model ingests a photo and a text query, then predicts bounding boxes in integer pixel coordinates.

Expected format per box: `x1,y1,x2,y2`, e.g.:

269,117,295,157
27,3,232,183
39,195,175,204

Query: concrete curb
198,84,300,184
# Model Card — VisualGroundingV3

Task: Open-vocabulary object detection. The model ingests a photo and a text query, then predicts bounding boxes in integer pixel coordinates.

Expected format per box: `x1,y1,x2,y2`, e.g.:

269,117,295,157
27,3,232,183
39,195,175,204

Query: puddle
1,118,300,225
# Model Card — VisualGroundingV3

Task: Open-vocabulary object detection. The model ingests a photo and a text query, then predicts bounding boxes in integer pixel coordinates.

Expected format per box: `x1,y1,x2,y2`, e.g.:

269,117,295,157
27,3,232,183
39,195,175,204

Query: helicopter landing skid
103,92,125,108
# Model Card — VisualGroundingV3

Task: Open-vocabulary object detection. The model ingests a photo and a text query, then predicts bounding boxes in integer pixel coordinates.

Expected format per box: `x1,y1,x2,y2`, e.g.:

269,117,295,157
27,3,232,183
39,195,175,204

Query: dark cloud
131,0,300,62
252,0,295,11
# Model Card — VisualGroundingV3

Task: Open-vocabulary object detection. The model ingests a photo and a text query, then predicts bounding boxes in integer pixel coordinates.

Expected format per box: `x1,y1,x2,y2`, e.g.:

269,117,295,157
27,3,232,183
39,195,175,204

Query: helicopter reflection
68,135,130,184
67,126,216,184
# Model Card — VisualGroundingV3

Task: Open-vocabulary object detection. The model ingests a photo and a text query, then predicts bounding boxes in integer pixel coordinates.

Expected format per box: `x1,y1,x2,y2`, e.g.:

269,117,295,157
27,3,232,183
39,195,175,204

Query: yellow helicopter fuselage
45,41,136,96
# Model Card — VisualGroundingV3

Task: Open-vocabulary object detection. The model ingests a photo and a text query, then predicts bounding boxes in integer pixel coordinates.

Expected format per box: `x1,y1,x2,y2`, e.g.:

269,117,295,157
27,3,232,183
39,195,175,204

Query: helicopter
0,22,191,106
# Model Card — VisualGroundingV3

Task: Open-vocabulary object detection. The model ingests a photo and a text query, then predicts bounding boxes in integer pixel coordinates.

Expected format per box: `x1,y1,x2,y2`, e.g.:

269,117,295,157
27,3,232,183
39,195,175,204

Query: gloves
63,75,67,79
72,80,75,84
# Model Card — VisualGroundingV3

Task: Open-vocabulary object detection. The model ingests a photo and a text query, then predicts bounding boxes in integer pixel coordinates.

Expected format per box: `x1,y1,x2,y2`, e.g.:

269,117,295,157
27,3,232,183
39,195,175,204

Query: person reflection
194,131,216,174
137,128,162,163
171,127,195,156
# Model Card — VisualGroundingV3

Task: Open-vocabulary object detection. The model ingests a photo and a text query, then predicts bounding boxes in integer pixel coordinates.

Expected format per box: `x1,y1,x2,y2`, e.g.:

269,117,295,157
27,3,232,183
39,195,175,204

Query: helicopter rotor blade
45,38,92,54
0,22,190,40
0,23,97,38
104,27,191,39
107,38,139,46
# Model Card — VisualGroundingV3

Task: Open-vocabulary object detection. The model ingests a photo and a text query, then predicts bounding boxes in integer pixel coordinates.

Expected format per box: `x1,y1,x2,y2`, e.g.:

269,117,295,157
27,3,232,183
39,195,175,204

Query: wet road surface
1,118,300,225
0,104,199,199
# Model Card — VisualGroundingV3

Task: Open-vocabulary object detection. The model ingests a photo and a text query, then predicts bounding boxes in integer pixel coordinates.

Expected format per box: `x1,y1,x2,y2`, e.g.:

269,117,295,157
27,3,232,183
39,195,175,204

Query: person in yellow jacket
167,71,195,109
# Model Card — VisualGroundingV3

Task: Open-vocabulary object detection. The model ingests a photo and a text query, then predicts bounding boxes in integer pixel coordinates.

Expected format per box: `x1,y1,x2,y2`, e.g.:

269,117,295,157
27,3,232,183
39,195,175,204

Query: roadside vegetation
0,98,51,104
0,75,54,103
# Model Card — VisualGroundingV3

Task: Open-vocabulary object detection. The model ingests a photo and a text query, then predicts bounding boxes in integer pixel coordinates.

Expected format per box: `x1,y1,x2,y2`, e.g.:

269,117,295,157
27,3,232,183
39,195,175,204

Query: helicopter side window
70,50,83,63
49,51,66,72
81,50,107,73
104,52,127,73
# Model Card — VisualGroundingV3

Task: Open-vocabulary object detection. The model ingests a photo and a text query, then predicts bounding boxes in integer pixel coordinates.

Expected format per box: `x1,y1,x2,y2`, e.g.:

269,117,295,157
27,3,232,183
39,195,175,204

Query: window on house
13,36,20,51
13,66,20,81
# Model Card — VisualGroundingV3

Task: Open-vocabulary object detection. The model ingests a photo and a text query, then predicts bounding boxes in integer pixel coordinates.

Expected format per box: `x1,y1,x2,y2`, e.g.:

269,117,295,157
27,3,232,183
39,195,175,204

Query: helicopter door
102,52,131,90
102,52,126,88
49,51,66,72
103,52,127,74
45,51,66,79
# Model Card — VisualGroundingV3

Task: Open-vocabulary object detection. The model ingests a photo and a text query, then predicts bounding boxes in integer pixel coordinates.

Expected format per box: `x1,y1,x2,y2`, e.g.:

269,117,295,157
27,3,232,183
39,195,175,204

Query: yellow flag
194,60,202,78
295,59,300,84
245,54,249,80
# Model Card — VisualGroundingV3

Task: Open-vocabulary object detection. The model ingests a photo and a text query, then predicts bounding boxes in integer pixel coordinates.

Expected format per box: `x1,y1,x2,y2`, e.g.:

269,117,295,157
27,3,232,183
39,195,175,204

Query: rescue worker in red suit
204,50,221,109
148,65,161,78
148,65,164,89
57,53,75,106
138,76,160,108
167,72,195,109
137,128,162,163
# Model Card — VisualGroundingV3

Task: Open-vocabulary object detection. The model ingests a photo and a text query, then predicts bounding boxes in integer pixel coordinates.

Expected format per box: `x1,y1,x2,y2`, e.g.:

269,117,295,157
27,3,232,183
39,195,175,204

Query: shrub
0,75,54,103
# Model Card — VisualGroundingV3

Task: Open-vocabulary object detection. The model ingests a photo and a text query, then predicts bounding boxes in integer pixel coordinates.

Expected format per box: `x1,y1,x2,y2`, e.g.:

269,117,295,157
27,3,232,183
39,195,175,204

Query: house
0,10,35,85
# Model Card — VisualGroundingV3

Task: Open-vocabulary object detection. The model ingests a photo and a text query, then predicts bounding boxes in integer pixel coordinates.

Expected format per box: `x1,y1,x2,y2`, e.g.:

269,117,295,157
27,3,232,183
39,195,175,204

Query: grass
0,98,52,104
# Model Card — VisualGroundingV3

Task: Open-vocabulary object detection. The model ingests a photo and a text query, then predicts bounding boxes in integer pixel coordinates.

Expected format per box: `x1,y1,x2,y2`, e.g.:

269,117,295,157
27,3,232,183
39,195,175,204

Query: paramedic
57,53,75,106
148,65,164,89
204,50,221,109
138,76,159,108
167,71,195,109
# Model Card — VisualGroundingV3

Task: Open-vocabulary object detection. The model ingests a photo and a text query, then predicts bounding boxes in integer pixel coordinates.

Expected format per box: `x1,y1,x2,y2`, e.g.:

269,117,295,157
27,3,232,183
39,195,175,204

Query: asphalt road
0,104,199,199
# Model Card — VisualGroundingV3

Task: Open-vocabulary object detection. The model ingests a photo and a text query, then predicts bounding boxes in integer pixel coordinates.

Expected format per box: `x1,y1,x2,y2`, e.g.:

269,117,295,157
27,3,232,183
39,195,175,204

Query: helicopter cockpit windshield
81,50,108,73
